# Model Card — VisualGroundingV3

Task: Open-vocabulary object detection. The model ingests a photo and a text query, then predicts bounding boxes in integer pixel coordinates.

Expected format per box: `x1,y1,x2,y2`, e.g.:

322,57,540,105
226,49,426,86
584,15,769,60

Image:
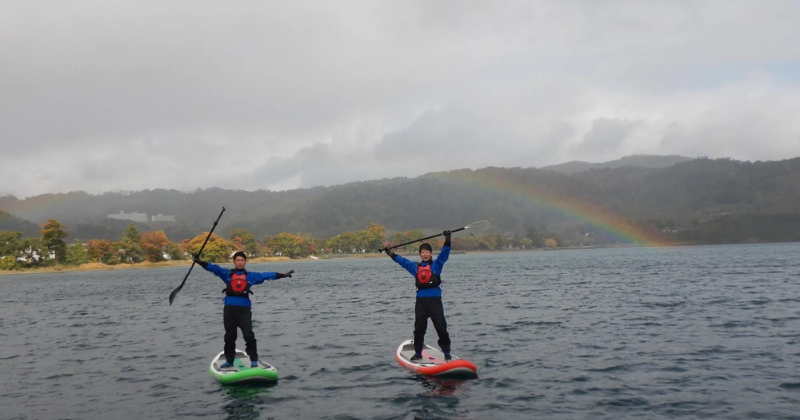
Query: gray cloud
577,118,644,160
1,1,799,196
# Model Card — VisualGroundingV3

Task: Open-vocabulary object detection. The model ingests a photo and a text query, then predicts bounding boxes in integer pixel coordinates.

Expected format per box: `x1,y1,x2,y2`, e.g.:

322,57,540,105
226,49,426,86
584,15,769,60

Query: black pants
414,297,451,354
223,305,258,363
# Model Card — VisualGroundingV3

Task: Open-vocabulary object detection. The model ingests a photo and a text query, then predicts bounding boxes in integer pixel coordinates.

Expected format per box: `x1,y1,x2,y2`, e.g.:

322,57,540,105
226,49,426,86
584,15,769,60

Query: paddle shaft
169,207,226,305
383,227,465,252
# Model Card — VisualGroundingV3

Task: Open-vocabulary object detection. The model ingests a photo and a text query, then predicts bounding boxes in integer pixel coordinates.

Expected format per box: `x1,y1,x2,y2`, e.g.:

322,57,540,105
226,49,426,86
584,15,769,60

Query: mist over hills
540,154,694,174
1,155,799,244
0,209,39,238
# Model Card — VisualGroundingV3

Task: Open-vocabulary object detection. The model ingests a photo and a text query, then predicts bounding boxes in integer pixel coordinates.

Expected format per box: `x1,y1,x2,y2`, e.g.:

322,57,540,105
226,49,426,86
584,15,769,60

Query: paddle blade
465,220,491,230
168,284,182,305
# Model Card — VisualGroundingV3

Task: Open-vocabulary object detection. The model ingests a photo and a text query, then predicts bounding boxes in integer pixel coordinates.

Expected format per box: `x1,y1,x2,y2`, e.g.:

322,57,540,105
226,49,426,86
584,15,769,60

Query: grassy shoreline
0,250,445,276
0,247,633,276
1,241,781,276
0,256,293,276
0,248,571,276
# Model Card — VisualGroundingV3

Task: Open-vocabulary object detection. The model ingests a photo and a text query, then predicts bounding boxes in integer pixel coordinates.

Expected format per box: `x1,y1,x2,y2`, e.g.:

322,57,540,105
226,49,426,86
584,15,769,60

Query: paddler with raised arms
382,230,453,361
193,251,294,368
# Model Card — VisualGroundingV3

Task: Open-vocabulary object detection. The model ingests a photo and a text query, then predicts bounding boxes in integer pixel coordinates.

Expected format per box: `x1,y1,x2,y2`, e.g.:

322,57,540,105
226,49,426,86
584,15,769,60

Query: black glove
276,269,294,279
192,254,208,268
443,230,452,241
382,247,396,259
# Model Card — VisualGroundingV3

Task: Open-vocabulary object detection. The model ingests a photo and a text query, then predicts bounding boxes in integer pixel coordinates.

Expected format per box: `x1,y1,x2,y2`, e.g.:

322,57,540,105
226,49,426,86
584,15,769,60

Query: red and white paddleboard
395,339,478,378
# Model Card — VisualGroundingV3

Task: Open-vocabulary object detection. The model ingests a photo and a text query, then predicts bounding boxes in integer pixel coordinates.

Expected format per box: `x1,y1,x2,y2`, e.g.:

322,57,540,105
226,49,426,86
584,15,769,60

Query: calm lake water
2,243,799,419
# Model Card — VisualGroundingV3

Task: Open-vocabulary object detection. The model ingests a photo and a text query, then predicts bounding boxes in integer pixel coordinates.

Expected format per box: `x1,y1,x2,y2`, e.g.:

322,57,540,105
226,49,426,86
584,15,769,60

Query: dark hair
418,243,432,253
232,251,247,261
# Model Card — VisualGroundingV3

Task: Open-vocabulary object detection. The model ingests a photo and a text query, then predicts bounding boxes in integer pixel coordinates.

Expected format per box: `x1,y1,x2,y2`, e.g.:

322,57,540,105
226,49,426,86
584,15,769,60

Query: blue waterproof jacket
391,242,450,298
202,263,279,307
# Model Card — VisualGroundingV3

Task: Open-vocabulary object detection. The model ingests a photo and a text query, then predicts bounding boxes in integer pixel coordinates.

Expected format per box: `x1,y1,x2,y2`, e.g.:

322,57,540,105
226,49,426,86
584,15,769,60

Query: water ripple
1,243,799,419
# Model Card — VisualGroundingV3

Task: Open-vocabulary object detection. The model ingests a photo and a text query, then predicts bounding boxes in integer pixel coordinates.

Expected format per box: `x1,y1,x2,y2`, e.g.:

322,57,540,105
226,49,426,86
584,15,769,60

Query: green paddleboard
209,350,279,384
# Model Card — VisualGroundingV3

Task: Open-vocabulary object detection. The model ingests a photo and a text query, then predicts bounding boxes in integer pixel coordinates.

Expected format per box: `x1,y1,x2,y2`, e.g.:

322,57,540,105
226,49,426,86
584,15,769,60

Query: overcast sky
2,1,799,198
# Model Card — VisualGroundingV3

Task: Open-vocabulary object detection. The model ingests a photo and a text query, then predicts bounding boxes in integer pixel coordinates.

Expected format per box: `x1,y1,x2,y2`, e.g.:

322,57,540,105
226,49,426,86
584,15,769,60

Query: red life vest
223,270,252,297
416,263,441,289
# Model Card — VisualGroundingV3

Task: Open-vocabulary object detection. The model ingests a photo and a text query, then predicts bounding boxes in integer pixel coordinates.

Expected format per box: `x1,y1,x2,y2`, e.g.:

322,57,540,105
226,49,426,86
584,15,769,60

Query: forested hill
1,157,799,243
0,210,40,238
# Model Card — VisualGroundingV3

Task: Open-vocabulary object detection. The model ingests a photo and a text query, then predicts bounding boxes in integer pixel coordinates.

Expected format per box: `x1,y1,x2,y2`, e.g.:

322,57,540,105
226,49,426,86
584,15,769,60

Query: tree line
5,211,798,271
0,219,568,270
4,157,800,267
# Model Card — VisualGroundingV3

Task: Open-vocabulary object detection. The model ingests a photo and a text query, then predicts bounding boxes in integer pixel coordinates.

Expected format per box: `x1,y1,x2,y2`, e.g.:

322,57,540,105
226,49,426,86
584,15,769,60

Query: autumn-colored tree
229,228,258,257
365,222,386,252
326,235,343,254
389,230,425,253
476,234,498,250
87,239,118,264
230,236,244,253
520,237,534,249
65,243,89,265
295,233,316,258
186,232,231,263
41,219,68,262
267,232,303,258
311,237,328,254
141,231,169,262
347,231,366,253
544,238,558,248
462,234,479,250
389,231,408,247
451,236,478,251
328,231,365,254
179,238,191,255
257,241,274,257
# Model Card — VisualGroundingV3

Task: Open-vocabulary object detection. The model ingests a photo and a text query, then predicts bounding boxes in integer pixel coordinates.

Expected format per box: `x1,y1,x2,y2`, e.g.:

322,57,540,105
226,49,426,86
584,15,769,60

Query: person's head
232,251,247,270
419,243,432,262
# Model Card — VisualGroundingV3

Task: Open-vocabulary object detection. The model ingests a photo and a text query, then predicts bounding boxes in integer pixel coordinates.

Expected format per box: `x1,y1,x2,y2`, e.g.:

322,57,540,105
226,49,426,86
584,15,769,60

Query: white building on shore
108,211,148,222
151,214,176,222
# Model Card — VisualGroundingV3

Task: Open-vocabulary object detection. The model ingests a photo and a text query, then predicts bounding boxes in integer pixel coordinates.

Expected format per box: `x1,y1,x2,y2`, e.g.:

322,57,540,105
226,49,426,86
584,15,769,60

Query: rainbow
432,170,669,246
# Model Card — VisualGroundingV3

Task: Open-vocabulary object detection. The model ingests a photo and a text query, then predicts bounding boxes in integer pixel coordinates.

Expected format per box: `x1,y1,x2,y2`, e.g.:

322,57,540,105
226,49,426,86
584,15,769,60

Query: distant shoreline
0,249,495,276
0,256,292,277
2,241,798,276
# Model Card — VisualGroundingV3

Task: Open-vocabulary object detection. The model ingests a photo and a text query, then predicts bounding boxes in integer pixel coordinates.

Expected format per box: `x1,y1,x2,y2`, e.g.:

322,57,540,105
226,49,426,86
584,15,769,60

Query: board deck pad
212,351,273,371
395,339,478,378
209,350,278,384
398,341,459,365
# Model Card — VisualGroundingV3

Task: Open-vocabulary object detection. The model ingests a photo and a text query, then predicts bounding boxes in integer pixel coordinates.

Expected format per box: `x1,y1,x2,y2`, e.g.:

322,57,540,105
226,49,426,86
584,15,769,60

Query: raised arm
383,247,418,277
248,269,294,285
432,231,451,273
193,256,231,283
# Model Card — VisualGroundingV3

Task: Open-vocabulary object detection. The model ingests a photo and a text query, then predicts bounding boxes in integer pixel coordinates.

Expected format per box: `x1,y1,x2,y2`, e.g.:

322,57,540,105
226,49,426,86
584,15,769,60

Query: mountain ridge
1,156,799,244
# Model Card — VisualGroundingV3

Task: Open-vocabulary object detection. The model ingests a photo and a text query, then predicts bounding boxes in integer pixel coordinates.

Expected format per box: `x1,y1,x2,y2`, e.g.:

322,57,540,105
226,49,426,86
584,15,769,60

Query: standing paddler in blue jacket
383,230,453,361
192,251,294,368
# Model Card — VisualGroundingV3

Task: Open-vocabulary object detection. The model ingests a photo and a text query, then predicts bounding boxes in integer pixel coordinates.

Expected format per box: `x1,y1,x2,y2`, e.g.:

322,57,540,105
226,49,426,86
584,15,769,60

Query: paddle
381,220,491,252
169,207,226,305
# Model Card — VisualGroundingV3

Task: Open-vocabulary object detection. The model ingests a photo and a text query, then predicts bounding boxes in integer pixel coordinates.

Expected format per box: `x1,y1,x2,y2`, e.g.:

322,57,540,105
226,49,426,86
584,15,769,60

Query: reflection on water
222,383,276,420
417,375,472,397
